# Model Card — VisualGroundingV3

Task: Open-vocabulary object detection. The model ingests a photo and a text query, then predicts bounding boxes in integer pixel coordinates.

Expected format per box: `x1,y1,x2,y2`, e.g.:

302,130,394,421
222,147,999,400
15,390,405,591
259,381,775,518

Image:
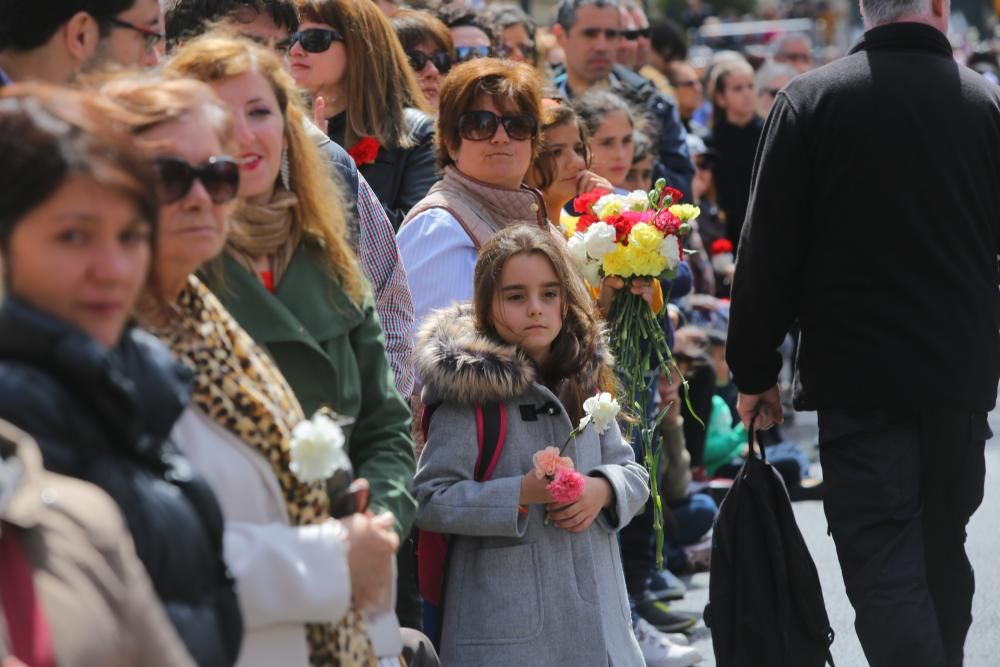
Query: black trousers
818,408,990,667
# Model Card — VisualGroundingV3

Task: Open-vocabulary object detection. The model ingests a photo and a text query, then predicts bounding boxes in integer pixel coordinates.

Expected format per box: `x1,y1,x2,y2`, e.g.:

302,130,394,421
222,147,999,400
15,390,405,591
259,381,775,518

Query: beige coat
0,420,194,667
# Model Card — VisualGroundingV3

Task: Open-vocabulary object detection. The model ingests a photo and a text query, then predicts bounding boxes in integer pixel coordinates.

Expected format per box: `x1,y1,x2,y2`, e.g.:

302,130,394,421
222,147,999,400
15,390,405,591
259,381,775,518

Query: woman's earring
280,147,291,190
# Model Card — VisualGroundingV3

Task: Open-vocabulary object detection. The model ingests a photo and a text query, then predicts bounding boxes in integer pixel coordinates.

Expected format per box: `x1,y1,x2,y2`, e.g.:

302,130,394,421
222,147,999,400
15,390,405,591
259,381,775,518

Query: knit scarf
228,187,302,287
143,277,376,667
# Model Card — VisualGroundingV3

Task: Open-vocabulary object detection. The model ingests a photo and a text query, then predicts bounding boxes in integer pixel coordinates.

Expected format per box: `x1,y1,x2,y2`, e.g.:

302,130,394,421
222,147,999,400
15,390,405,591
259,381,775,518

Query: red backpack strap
474,402,507,481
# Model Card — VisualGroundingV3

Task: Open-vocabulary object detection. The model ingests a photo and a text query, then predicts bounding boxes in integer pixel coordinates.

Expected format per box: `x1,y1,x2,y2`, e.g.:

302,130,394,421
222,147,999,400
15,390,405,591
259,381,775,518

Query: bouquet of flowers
566,180,701,430
531,393,620,519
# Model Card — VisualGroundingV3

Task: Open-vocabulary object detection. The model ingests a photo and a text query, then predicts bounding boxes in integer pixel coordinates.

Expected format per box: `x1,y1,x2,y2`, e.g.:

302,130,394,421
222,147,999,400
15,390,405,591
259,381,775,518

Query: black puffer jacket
0,298,243,667
328,107,438,230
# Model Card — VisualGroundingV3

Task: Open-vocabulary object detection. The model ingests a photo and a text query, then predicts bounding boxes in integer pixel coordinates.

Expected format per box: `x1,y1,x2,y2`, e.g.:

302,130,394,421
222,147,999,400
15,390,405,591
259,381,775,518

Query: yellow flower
560,211,579,239
601,244,634,278
624,244,668,277
595,193,624,219
629,223,664,253
669,204,701,223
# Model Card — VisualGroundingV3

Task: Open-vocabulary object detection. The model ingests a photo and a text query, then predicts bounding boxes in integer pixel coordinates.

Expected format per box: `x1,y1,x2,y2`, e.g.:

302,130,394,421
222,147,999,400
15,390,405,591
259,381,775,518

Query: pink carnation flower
547,469,586,504
532,446,575,480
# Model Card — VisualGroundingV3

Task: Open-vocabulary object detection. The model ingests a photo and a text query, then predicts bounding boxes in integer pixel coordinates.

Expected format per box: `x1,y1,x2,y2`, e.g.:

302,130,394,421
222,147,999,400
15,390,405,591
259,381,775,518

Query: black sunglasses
109,17,165,52
458,111,537,142
622,28,650,41
578,27,621,40
495,42,537,61
406,50,452,74
154,156,240,205
455,45,493,63
280,28,345,54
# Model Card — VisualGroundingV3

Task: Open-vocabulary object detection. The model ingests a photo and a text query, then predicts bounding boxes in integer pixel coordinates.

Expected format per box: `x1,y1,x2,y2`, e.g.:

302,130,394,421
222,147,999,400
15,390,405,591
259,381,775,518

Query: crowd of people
0,0,995,666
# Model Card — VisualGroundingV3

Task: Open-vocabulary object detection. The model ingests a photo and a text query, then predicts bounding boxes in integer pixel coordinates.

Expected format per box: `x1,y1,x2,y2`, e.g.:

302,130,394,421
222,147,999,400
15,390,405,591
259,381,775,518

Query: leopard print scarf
144,276,376,667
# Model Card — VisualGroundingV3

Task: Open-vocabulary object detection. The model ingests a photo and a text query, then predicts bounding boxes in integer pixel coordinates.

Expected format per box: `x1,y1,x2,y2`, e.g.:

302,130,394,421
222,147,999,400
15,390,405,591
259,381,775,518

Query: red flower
347,137,381,166
652,209,681,235
660,186,685,207
573,188,610,214
710,238,734,255
606,214,634,244
575,212,599,234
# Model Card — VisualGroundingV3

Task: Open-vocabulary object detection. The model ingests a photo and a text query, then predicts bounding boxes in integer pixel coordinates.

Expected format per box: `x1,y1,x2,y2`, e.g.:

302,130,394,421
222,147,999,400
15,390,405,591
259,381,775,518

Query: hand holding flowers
546,476,612,533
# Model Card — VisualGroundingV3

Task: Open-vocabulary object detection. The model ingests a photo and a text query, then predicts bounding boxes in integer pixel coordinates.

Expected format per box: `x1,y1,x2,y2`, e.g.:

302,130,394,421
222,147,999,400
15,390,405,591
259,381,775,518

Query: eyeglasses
454,45,493,63
109,17,165,53
778,51,812,63
458,111,537,142
495,42,537,61
154,156,240,205
762,88,782,98
577,27,621,40
622,28,650,41
673,79,700,89
406,50,452,74
279,28,345,54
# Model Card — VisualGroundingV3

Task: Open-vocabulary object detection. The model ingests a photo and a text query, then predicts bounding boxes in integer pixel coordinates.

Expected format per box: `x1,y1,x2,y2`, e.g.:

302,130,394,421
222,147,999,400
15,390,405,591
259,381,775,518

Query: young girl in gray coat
413,225,649,666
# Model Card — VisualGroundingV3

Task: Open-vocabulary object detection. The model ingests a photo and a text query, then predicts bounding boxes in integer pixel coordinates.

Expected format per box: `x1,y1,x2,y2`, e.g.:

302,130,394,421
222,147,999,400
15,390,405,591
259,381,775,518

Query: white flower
594,193,625,219
567,234,589,263
580,257,603,285
289,411,350,483
582,222,618,260
625,189,651,212
712,252,734,274
659,235,681,272
581,392,621,434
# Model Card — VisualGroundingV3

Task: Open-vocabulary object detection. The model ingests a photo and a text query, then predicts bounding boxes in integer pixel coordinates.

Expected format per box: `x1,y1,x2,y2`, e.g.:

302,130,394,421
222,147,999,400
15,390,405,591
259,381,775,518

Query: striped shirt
355,174,416,397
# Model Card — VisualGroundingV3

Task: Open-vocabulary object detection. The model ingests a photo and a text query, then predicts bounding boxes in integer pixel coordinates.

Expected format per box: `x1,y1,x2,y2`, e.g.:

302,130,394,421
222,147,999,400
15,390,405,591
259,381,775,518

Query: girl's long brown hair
166,32,364,304
473,225,616,423
299,0,429,149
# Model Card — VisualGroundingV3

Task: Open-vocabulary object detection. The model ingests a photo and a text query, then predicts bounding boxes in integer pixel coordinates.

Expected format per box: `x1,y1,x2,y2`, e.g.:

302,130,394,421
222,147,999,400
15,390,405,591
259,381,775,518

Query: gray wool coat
413,305,649,667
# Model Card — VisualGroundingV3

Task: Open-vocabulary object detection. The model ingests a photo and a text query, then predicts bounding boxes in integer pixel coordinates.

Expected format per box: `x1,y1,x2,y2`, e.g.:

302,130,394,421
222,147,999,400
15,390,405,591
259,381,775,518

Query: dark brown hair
298,0,429,149
473,225,615,422
436,58,543,171
0,84,158,250
390,8,454,57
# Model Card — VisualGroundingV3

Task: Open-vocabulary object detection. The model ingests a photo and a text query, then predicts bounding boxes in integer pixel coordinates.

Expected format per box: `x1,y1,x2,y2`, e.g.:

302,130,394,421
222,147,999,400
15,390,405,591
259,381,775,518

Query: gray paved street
669,410,1000,667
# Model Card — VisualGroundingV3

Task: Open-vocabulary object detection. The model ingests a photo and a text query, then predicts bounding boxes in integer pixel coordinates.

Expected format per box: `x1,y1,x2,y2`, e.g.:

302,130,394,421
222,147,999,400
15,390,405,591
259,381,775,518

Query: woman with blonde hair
292,0,437,228
99,68,414,667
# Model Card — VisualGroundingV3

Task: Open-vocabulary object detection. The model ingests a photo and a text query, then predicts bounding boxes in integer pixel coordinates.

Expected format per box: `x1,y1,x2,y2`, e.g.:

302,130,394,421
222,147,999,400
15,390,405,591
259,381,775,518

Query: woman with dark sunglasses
289,0,436,230
100,68,415,667
0,84,243,667
398,58,552,330
391,9,454,115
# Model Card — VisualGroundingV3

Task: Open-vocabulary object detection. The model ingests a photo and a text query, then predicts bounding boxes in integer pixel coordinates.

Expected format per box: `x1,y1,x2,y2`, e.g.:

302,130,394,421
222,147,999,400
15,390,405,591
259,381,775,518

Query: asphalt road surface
671,410,1000,667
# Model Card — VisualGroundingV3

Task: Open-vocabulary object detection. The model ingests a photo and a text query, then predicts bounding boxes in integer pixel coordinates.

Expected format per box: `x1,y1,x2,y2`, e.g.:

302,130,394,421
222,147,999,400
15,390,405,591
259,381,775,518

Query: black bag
704,430,835,666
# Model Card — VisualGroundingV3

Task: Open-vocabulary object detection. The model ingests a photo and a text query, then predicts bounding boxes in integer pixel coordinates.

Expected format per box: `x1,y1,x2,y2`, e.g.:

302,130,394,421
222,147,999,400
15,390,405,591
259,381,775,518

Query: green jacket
210,245,416,535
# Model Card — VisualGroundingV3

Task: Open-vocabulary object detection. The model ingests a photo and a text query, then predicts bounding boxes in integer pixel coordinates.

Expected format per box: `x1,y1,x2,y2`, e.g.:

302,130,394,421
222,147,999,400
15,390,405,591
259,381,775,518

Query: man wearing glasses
0,0,162,85
551,0,693,202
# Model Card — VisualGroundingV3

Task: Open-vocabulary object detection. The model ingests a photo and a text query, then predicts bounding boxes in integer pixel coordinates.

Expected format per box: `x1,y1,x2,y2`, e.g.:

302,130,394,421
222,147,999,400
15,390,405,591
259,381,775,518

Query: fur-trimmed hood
416,304,613,406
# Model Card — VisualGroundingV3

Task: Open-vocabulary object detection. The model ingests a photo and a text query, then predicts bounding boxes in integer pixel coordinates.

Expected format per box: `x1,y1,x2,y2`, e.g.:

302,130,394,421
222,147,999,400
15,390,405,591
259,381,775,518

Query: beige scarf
228,187,302,286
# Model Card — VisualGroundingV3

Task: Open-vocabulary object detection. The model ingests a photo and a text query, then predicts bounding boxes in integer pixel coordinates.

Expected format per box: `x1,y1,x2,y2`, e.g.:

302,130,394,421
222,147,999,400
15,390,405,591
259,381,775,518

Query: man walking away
726,0,1000,665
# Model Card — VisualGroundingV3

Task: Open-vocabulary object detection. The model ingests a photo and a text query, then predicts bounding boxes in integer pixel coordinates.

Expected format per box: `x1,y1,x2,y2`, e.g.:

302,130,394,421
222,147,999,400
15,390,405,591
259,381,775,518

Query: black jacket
329,107,438,230
727,22,1000,412
709,115,764,249
0,299,243,666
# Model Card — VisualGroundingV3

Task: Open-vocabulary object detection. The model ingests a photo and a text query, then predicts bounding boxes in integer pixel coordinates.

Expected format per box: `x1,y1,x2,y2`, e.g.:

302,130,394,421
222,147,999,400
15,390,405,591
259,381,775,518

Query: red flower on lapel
347,137,381,166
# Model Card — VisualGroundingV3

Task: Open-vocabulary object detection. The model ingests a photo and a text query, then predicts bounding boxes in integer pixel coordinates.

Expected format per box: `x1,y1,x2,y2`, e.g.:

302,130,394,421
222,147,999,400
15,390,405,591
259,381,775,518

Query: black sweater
727,22,1000,412
711,114,764,249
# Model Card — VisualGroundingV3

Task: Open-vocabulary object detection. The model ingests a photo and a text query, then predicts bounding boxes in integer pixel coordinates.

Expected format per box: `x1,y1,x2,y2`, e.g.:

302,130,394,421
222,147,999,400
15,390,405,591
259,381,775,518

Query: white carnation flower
581,392,621,434
582,222,618,260
289,411,350,483
625,189,651,211
567,234,589,264
659,235,681,272
594,193,624,219
580,257,603,285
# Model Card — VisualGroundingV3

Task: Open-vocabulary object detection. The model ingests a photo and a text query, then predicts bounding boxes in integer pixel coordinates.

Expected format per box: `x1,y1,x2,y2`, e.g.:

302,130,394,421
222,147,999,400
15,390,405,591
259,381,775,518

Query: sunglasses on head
622,28,650,41
406,50,452,74
578,27,621,40
280,28,345,54
495,42,537,60
454,45,493,63
155,156,240,205
458,110,537,142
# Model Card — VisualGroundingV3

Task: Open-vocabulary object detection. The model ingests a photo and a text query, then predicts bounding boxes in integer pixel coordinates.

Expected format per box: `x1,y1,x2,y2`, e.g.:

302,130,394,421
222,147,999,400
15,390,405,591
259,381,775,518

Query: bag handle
748,427,767,462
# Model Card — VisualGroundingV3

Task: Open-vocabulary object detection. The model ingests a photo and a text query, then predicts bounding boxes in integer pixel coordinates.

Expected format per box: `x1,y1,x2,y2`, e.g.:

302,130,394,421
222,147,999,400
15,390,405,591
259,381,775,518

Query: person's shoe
635,599,699,633
788,477,825,502
646,568,687,601
633,617,702,667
